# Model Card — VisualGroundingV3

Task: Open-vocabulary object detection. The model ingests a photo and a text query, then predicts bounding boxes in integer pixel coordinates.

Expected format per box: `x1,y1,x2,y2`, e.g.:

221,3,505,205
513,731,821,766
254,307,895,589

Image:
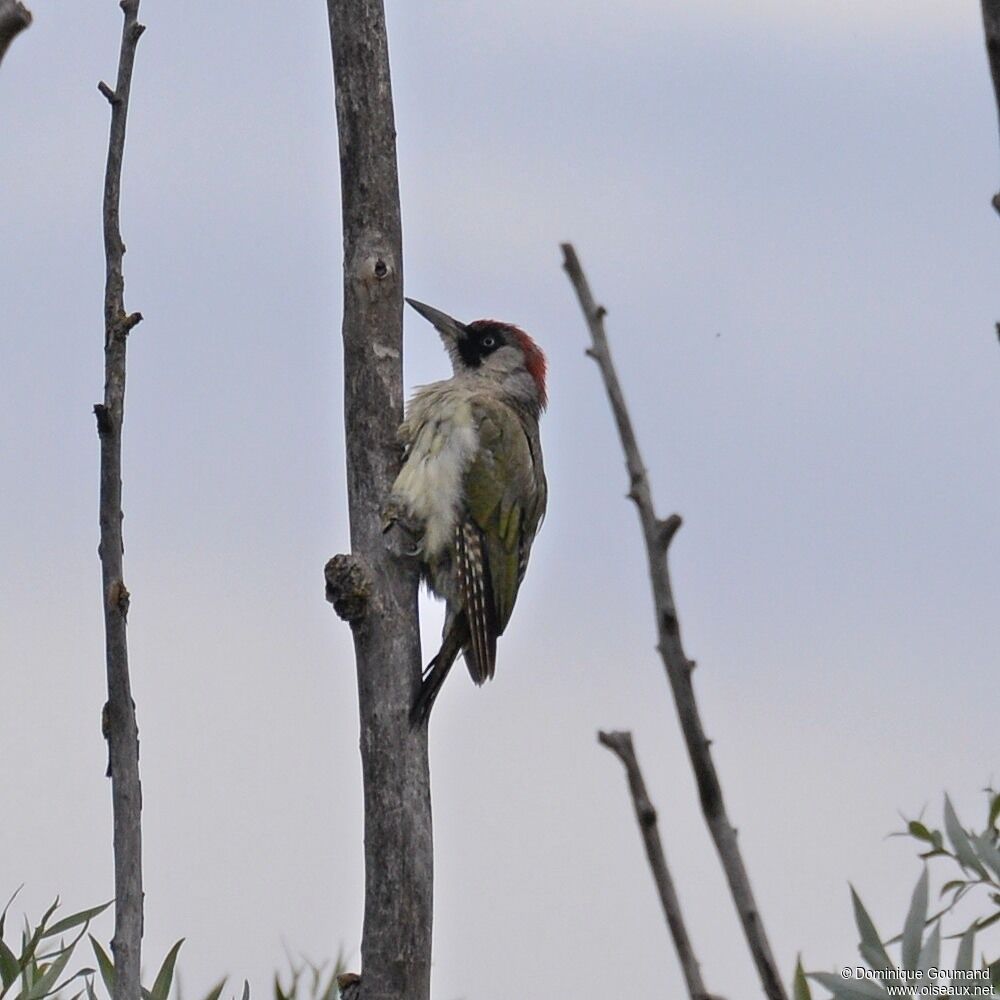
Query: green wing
457,399,546,682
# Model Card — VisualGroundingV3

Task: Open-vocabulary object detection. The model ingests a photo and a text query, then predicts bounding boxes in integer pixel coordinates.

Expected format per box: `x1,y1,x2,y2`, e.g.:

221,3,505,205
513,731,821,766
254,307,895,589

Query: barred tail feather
455,521,497,684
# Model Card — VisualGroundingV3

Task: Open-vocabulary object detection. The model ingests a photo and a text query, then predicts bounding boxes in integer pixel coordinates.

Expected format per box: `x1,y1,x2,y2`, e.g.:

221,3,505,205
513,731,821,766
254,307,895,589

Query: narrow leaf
19,903,60,971
42,904,112,941
901,868,929,971
972,909,1000,932
199,978,227,1000
944,796,988,878
954,923,975,973
89,937,114,997
793,957,813,1000
916,921,940,974
0,941,18,990
908,822,935,844
850,887,894,972
859,945,896,981
150,940,184,1000
988,793,1000,830
26,965,95,1000
24,946,73,1000
971,833,1000,882
939,880,966,898
989,957,1000,992
0,889,24,943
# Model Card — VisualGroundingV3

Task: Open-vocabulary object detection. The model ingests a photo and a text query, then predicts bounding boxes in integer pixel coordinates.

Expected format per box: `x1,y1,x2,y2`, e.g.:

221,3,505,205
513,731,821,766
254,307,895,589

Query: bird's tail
410,615,467,726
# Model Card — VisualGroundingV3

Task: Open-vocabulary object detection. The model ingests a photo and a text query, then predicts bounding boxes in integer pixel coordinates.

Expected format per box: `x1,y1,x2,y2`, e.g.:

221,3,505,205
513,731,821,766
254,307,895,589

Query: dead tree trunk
324,4,433,1000
95,4,145,1000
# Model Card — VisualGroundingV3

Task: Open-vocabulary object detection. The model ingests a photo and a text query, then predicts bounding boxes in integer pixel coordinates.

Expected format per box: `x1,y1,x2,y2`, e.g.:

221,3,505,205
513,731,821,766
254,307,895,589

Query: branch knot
324,554,371,626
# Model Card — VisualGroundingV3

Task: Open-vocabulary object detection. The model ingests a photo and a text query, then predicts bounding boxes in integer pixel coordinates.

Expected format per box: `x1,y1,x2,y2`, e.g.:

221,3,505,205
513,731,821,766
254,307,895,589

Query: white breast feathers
391,387,479,559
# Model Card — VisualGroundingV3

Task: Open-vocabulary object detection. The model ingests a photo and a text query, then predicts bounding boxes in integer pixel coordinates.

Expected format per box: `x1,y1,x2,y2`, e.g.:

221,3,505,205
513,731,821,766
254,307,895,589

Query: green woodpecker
387,298,548,724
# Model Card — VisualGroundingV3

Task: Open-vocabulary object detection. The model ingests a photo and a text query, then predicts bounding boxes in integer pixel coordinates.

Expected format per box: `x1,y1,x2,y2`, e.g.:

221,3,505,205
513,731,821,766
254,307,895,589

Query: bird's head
406,297,547,412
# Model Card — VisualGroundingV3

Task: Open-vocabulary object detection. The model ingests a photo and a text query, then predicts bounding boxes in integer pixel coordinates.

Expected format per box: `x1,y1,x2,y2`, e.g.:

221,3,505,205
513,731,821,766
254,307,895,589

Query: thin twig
598,731,718,1000
562,244,787,1000
96,4,145,1000
325,3,432,999
981,1,1000,214
0,0,31,66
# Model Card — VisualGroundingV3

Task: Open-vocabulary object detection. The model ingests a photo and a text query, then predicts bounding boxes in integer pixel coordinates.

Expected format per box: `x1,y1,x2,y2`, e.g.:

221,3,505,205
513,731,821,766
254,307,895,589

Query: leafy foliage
797,790,1000,999
3,892,352,1000
0,889,108,1000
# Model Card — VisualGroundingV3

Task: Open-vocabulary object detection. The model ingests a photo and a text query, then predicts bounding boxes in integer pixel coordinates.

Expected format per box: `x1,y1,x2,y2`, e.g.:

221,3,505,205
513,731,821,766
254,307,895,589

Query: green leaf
850,887,894,973
42,904,112,941
273,976,288,1000
240,980,250,1000
989,957,1000,992
0,889,24,944
971,833,1000,882
859,945,898,983
18,902,60,974
916,921,940,974
793,957,813,1000
89,937,114,998
939,880,966,898
954,923,975,973
149,940,184,1000
0,941,17,991
988,793,1000,831
901,868,928,971
24,944,73,1000
808,972,891,1000
84,973,99,1000
972,910,1000,932
908,822,935,845
944,796,988,878
23,960,95,1000
199,977,227,1000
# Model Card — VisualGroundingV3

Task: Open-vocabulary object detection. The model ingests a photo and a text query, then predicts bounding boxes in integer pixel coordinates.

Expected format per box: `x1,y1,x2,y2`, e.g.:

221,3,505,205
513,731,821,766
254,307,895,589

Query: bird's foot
381,499,424,557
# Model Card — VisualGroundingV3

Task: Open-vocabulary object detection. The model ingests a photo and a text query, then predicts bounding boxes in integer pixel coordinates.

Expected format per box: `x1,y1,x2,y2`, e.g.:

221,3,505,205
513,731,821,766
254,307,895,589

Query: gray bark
0,0,31,66
95,4,145,1000
982,0,1000,213
562,244,787,1000
324,4,432,1000
598,731,718,1000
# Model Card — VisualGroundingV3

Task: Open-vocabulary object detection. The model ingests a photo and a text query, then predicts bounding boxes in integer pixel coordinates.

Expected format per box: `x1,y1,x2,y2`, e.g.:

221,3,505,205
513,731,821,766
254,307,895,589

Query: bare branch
563,244,787,1000
598,730,719,1000
0,0,31,67
96,3,145,1000
325,3,432,999
982,1,1000,213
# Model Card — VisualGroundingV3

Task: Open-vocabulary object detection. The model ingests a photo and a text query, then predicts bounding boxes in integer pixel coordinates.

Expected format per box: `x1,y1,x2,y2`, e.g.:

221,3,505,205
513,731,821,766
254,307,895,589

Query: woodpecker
386,297,547,725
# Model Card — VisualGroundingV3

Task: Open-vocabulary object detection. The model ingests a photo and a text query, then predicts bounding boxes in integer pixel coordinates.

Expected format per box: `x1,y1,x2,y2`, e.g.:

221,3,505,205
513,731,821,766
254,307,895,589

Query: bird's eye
481,336,496,348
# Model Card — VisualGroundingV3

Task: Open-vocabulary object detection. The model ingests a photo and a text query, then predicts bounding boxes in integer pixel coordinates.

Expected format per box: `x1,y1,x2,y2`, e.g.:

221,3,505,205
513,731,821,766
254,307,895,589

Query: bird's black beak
405,297,468,345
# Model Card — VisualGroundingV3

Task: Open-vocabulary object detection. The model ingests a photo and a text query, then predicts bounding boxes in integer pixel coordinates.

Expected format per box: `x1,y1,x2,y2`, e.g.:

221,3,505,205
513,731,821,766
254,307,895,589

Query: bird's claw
381,499,425,557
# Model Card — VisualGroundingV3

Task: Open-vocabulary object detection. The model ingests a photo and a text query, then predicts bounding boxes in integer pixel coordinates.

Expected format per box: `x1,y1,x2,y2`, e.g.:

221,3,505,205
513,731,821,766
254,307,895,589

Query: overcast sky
2,3,998,999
